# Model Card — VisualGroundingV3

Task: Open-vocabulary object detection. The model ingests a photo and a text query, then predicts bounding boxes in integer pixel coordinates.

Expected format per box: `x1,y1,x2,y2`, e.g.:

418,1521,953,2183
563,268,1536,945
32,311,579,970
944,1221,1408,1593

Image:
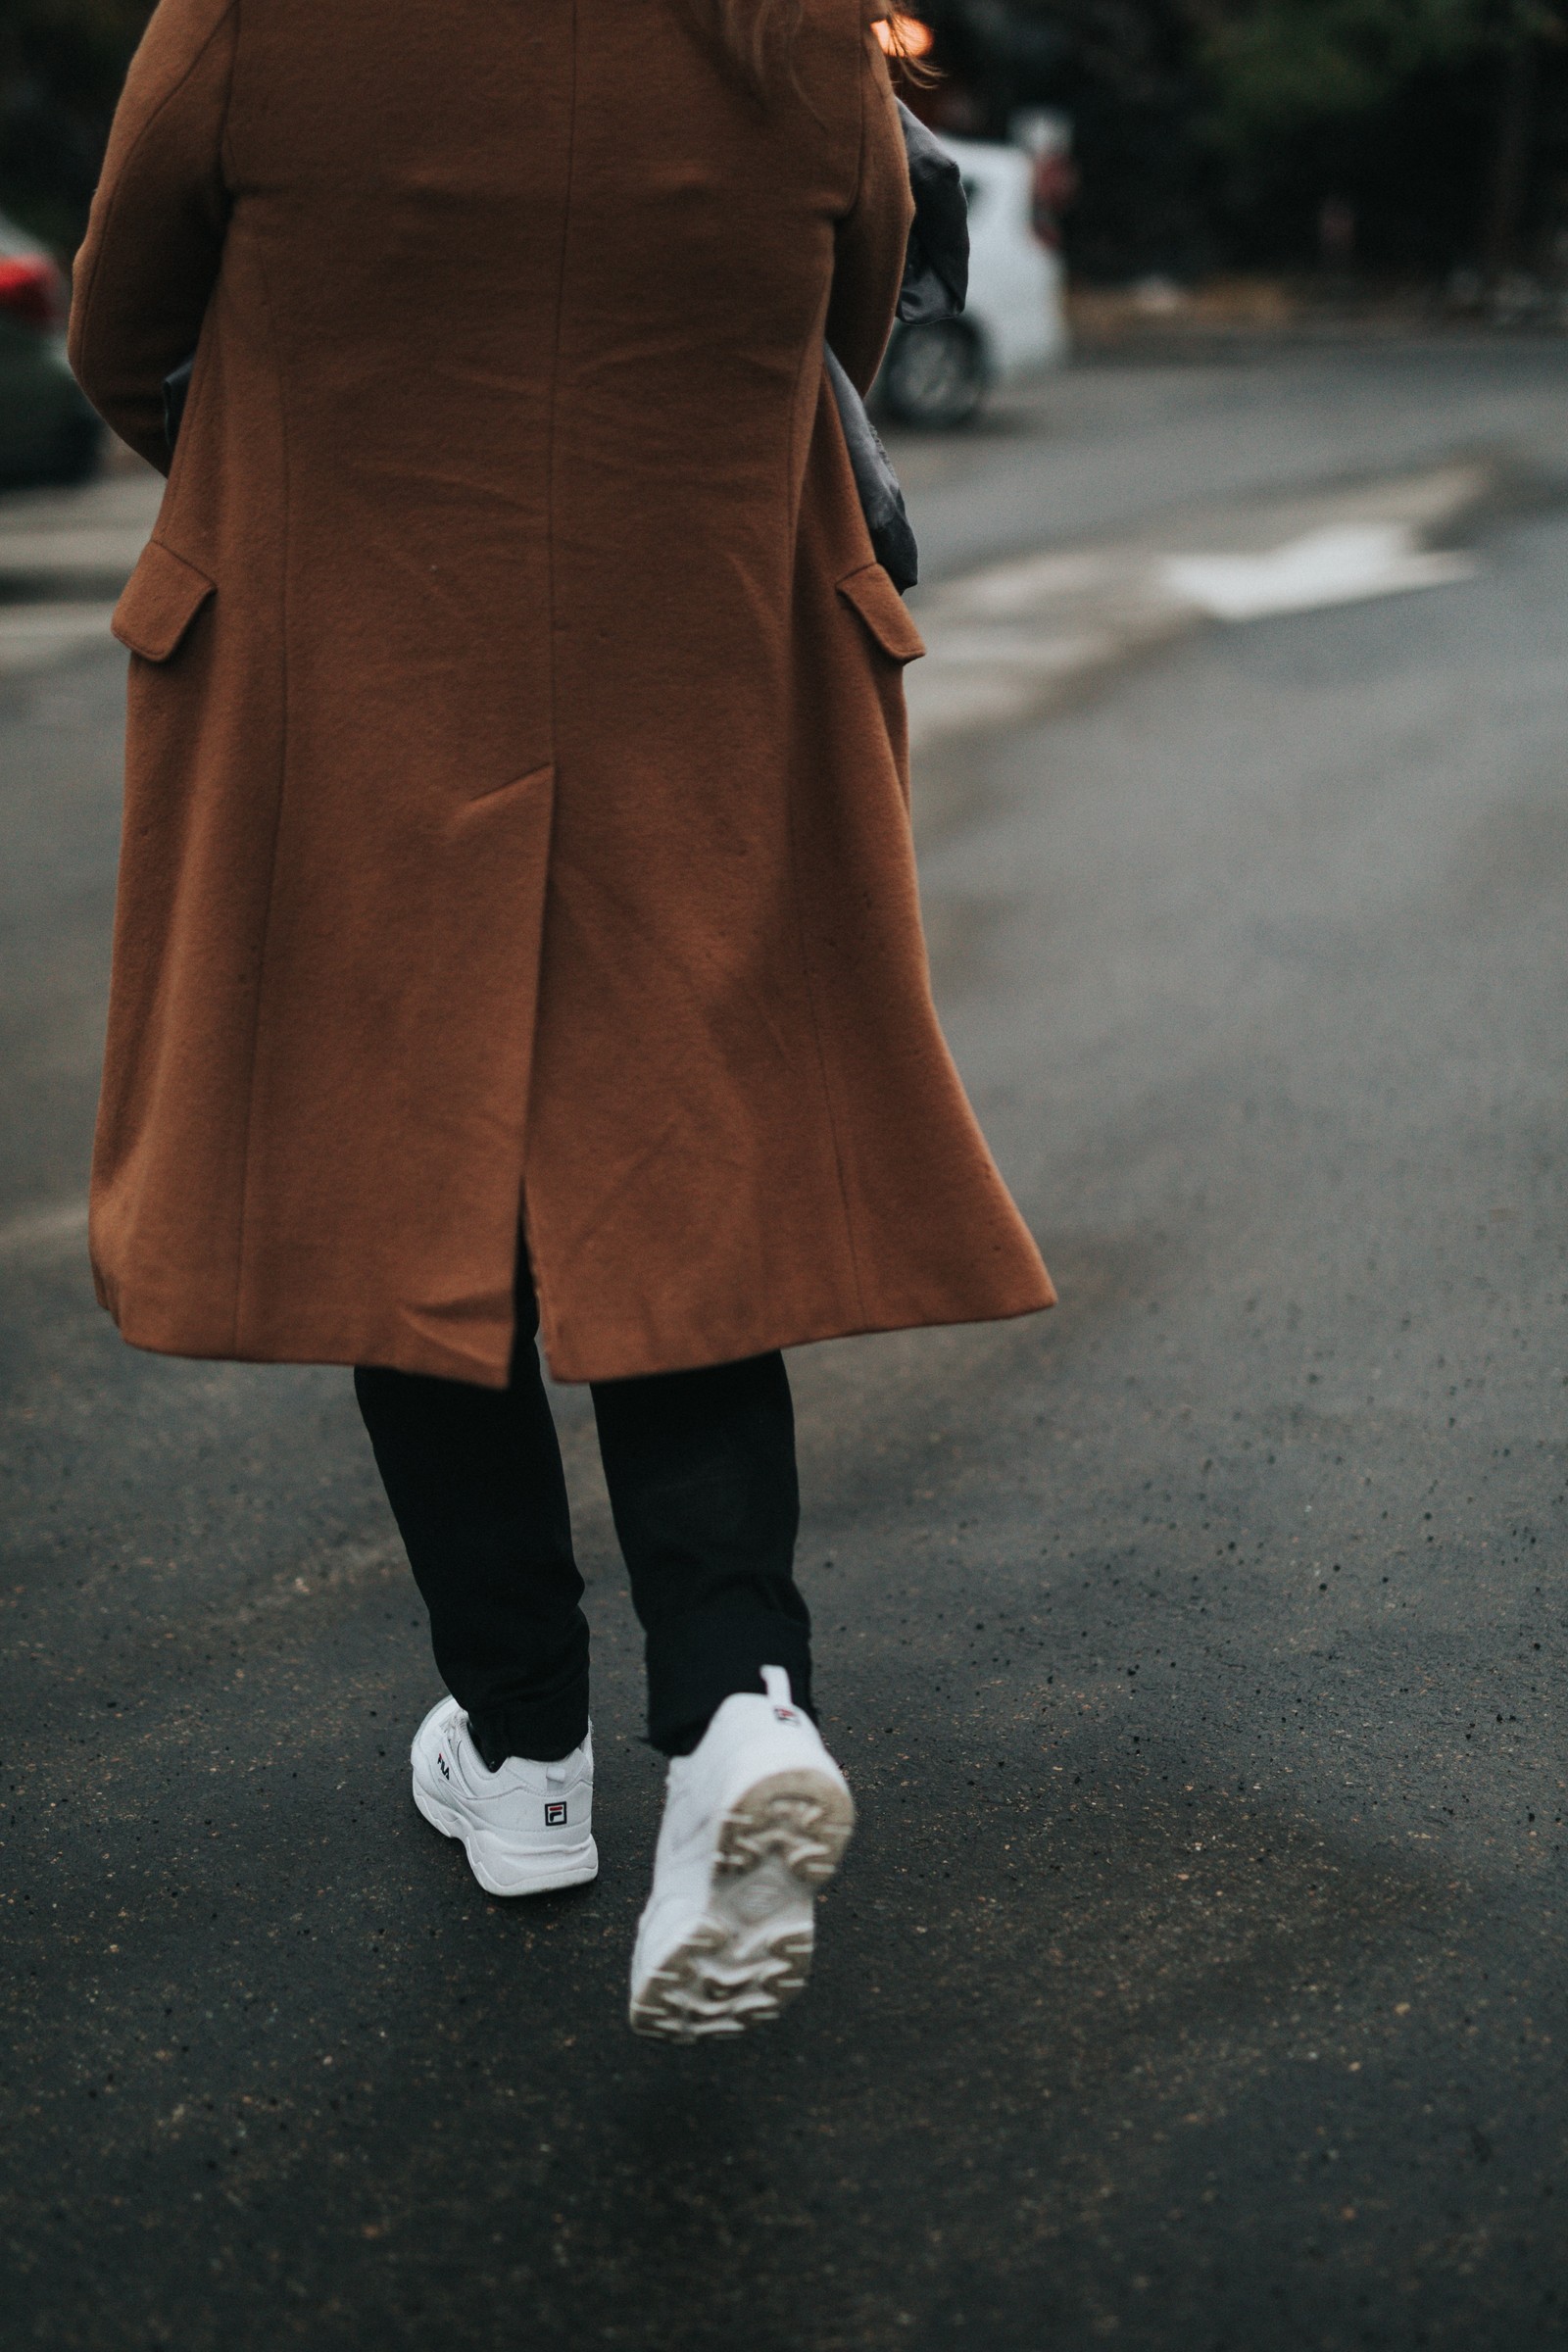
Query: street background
3,4,1568,2348
4,333,1565,2351
12,0,1568,301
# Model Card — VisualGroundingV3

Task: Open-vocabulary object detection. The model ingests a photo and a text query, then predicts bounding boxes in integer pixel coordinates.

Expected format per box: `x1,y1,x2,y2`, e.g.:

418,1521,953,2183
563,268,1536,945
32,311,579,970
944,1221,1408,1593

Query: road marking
907,460,1490,754
1162,523,1478,622
0,1198,90,1259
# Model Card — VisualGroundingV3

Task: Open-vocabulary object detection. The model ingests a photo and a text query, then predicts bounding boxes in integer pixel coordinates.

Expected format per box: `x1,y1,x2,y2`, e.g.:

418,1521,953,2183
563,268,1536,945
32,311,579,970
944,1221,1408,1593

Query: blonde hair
692,0,929,100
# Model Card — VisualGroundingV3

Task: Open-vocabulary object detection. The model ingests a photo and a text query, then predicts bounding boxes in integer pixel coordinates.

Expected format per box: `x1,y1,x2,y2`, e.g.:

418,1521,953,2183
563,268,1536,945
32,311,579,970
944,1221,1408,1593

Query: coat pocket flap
112,541,215,662
836,563,926,664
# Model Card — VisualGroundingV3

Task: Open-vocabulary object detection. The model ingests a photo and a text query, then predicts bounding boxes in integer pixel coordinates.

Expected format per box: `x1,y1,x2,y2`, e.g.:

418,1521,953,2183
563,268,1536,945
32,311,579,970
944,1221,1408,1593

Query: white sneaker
410,1695,598,1897
628,1667,855,2041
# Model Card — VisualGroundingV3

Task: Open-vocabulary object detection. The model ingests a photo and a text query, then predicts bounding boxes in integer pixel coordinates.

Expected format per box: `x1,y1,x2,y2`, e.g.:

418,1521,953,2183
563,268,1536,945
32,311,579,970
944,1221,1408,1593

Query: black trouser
354,1259,811,1762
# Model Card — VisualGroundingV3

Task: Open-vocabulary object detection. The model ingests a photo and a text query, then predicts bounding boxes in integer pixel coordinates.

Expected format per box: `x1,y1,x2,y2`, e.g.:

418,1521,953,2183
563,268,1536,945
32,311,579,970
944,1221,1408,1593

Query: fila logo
437,1752,452,1780
544,1800,568,1827
773,1706,799,1724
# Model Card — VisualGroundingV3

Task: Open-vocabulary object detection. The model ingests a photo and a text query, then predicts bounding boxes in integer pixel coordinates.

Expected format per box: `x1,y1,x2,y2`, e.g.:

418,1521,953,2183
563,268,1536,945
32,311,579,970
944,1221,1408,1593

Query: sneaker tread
629,1768,853,2042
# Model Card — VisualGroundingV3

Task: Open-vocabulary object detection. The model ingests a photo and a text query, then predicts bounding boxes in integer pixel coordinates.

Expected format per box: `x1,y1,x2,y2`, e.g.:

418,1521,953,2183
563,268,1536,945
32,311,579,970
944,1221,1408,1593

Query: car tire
878,321,985,430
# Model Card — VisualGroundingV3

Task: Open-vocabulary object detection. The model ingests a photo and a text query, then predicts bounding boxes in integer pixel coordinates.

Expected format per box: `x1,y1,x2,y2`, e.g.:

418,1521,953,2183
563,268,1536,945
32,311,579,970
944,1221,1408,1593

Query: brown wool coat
71,0,1054,1386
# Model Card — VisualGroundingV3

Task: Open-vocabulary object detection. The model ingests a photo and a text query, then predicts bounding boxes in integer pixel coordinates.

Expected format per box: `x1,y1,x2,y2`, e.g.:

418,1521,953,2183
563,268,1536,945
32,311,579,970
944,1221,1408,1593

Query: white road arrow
1161,522,1478,622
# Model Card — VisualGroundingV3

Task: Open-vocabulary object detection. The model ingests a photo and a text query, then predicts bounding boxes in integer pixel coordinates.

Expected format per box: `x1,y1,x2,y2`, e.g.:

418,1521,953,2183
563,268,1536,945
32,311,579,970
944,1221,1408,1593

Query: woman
70,0,1054,2041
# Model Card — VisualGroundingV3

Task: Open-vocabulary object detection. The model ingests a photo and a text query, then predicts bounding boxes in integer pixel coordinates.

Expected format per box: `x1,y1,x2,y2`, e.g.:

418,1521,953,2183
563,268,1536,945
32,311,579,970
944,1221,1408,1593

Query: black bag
824,347,919,592
895,101,969,325
163,354,194,451
824,100,968,593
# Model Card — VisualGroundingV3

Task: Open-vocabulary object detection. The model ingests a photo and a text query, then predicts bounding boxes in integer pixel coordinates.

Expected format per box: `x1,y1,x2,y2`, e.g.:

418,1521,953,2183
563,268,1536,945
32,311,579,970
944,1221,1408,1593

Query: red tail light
1029,151,1079,252
0,254,65,331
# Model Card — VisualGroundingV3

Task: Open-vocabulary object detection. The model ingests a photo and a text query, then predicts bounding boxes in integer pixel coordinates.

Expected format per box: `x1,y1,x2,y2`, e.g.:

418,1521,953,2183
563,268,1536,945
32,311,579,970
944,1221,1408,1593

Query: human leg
590,1349,853,2037
354,1270,597,1893
354,1273,589,1767
589,1348,810,1755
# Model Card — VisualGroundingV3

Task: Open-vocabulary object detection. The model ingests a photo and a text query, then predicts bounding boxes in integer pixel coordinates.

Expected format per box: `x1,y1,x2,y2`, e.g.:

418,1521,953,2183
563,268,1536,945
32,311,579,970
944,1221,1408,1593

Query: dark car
0,212,103,486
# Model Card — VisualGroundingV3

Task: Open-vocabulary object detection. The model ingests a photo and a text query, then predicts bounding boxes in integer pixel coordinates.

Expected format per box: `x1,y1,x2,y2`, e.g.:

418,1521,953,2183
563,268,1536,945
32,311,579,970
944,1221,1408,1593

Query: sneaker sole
628,1767,855,2042
412,1774,599,1898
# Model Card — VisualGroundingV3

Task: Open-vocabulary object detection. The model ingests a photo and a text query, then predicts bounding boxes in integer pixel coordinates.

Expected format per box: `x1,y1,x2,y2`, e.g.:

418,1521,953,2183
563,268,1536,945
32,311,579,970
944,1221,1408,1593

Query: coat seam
850,6,869,220
218,0,238,175
229,212,290,1355
543,3,577,779
780,17,871,1332
526,0,581,1369
158,0,241,514
784,460,869,1326
800,10,867,540
785,774,869,1325
787,305,819,555
71,0,238,399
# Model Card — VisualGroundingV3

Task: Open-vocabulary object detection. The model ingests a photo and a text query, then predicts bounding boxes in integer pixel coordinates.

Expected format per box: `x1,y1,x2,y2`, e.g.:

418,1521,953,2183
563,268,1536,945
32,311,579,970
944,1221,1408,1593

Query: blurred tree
907,0,1568,279
912,1,1214,275
1192,0,1568,276
1192,0,1489,137
7,0,1568,286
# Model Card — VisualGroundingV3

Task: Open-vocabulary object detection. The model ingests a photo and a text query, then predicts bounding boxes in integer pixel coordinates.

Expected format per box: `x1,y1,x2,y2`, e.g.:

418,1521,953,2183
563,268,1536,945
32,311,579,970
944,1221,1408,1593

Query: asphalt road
3,344,1566,2350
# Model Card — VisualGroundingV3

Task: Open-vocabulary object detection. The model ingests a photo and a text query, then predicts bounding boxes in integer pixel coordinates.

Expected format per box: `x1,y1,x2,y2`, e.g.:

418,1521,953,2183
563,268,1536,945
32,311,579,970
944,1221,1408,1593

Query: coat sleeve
823,29,914,399
69,0,238,475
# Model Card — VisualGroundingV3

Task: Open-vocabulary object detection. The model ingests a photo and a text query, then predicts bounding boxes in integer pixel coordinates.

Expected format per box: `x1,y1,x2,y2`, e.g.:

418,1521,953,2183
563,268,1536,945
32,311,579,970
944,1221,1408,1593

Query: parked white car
877,134,1068,429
